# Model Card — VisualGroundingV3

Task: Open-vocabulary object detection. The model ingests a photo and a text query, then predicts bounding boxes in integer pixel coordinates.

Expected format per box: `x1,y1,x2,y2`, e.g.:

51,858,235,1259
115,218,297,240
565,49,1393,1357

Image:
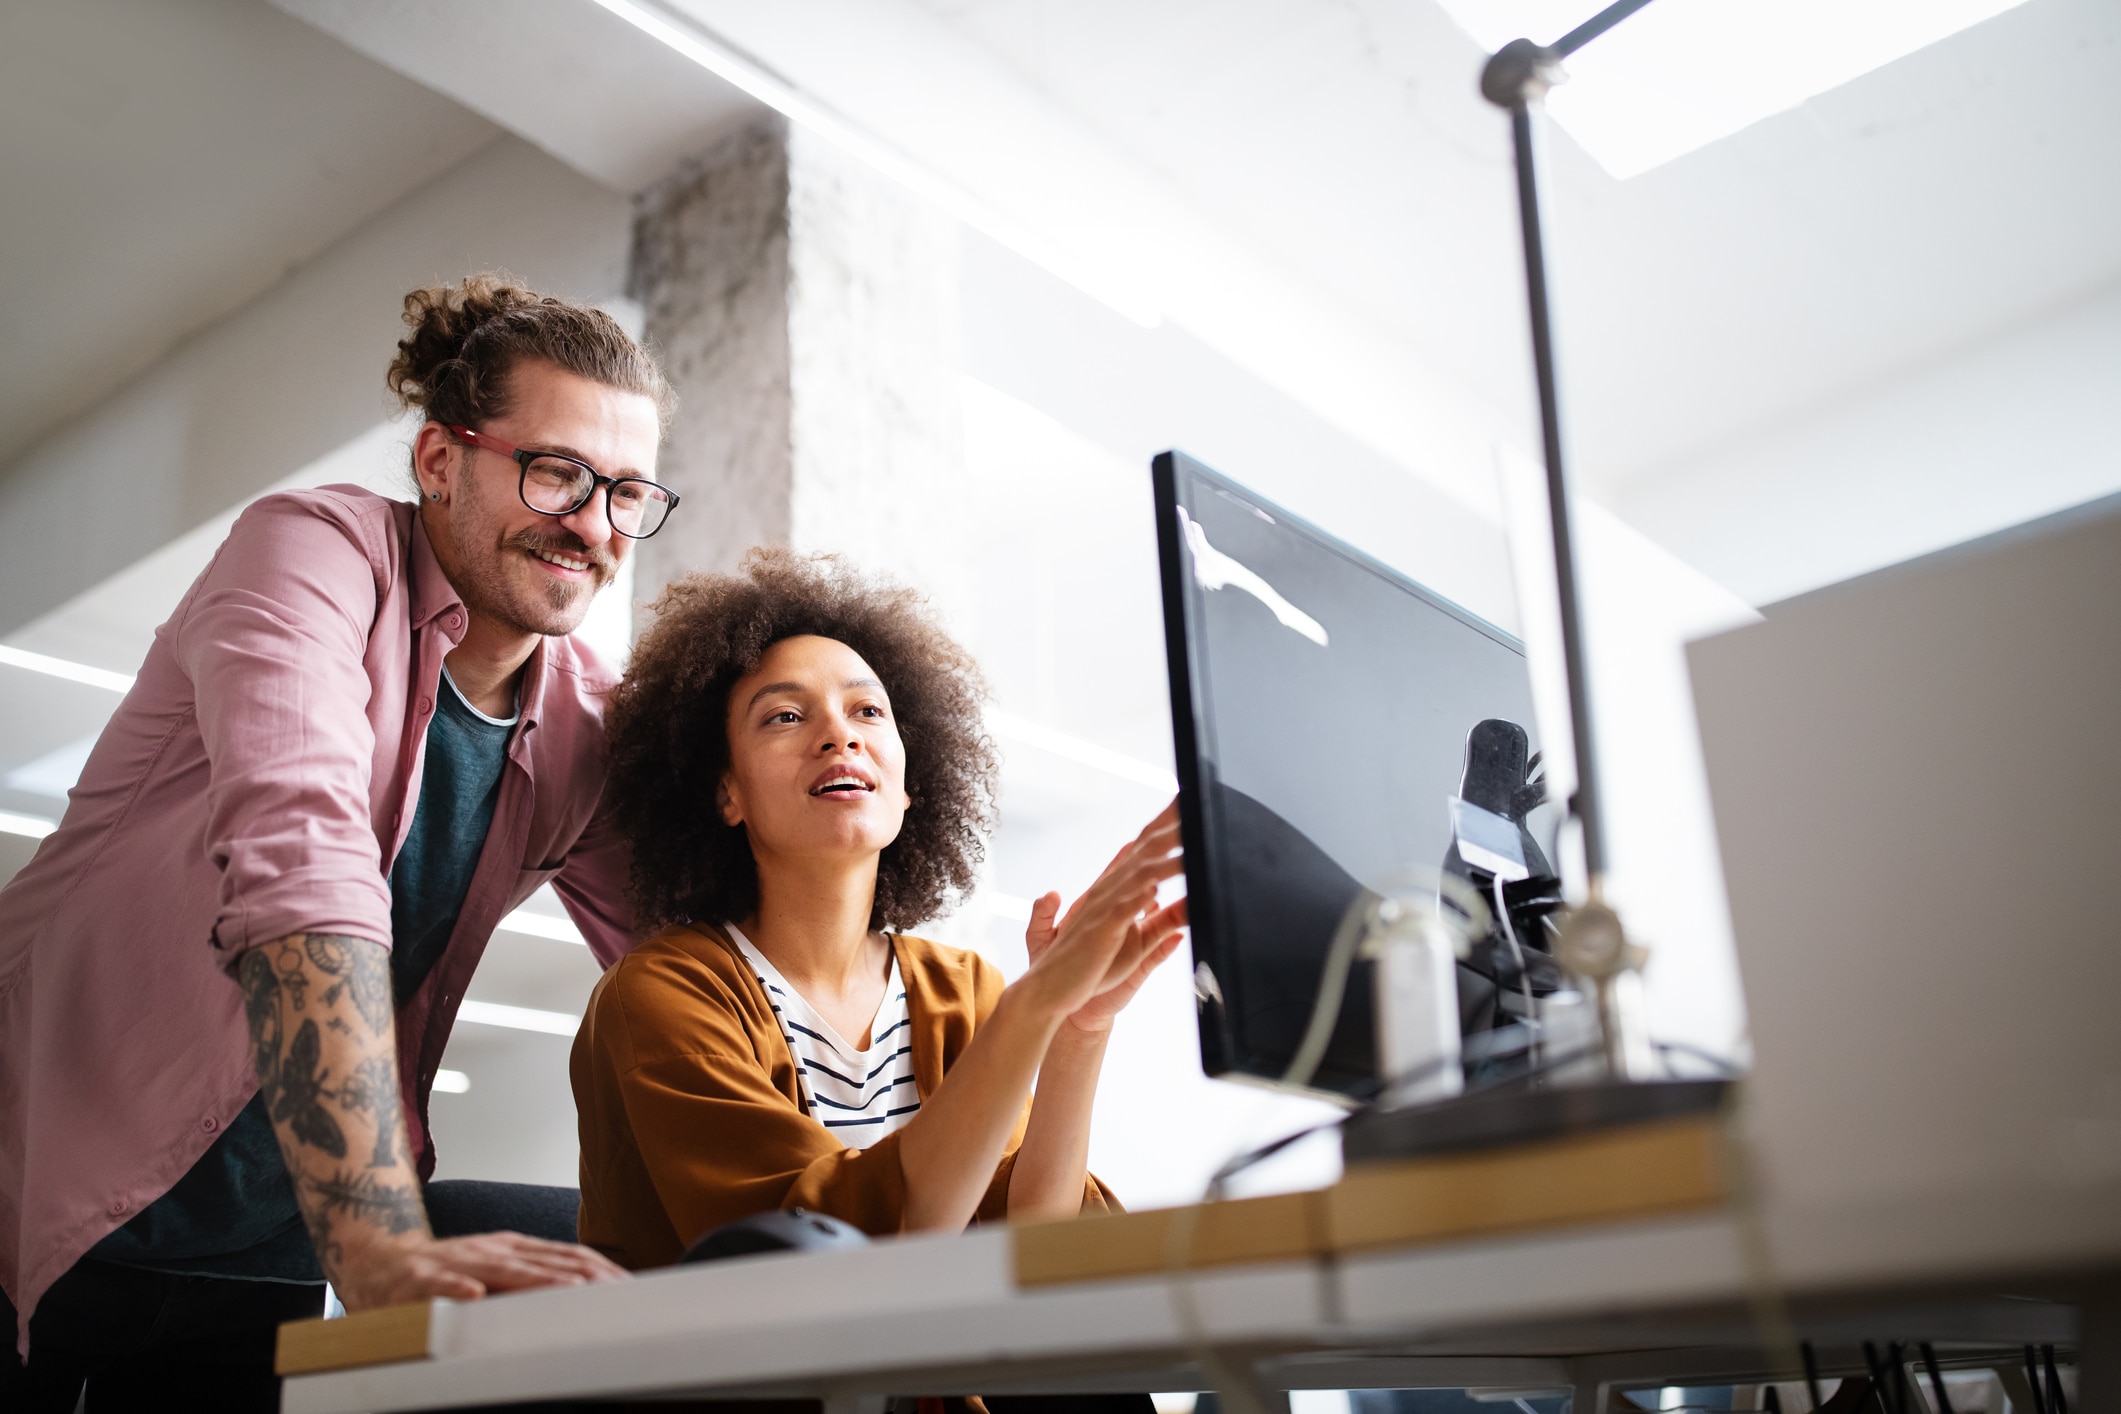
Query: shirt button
201,1115,219,1133
108,1198,128,1217
418,697,433,716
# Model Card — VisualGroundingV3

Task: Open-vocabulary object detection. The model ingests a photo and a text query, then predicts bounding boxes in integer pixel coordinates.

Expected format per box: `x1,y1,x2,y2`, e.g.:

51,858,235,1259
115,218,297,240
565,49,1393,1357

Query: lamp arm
1477,0,1659,889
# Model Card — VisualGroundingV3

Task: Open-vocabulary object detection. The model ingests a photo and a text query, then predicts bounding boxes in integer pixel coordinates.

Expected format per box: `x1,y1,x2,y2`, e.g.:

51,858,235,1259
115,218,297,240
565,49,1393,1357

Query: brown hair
386,273,673,432
606,549,999,933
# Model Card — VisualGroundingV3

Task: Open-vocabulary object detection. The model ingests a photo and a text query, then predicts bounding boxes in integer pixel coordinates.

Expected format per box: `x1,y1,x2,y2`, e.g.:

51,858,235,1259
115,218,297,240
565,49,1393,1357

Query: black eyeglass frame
444,424,680,540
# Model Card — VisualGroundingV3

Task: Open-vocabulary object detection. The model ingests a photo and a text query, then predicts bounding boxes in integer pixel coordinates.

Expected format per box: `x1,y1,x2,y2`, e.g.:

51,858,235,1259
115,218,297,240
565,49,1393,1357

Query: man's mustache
507,528,619,580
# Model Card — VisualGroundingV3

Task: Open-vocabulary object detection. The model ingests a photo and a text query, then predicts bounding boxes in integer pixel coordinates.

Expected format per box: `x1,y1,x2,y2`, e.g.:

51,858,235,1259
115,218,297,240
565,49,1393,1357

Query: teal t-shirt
91,668,515,1280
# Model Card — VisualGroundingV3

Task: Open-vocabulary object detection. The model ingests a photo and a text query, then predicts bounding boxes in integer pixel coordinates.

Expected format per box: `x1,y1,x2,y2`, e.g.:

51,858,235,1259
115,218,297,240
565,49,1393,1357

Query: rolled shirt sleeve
174,493,393,968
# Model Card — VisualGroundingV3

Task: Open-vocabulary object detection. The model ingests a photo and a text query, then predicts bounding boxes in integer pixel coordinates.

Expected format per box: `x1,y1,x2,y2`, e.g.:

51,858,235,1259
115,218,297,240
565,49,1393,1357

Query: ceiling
0,0,498,467
17,0,2108,520
902,0,2121,493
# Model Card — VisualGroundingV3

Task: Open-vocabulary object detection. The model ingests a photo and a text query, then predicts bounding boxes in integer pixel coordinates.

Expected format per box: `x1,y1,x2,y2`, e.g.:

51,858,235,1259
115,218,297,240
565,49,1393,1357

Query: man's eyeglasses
445,425,679,540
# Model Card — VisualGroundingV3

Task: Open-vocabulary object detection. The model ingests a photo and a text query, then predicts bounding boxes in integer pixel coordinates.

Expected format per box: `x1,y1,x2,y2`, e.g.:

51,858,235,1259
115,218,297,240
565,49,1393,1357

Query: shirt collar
408,511,469,641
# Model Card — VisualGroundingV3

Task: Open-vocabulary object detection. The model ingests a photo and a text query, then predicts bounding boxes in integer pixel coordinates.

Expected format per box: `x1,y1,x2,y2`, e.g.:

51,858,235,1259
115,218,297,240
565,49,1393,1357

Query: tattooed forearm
306,932,392,1036
306,1167,427,1234
238,932,431,1283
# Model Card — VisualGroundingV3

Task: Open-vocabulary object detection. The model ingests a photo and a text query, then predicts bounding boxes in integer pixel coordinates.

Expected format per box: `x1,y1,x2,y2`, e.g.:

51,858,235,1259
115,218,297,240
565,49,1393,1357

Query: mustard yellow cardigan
571,923,1117,1269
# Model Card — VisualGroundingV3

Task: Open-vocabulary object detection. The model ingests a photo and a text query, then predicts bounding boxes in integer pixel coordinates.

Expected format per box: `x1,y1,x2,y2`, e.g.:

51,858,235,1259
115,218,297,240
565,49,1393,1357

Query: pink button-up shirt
0,485,635,1348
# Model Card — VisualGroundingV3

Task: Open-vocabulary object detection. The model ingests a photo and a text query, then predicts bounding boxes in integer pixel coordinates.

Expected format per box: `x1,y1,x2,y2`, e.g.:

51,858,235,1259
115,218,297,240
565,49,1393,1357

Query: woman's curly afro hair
605,548,998,934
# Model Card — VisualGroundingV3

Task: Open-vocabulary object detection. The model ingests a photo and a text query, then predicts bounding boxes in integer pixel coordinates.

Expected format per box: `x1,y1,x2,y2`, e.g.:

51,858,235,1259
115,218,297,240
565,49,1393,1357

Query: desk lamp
1343,0,1735,1161
1483,0,1660,1082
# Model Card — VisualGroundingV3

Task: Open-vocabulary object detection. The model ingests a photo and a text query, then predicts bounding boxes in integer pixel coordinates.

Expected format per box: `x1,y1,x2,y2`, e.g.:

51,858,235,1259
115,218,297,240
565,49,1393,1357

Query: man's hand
330,1231,627,1308
239,933,626,1310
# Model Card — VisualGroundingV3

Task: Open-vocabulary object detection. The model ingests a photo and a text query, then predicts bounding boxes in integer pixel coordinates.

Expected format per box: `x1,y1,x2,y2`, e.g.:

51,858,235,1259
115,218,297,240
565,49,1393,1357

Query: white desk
281,1168,2105,1413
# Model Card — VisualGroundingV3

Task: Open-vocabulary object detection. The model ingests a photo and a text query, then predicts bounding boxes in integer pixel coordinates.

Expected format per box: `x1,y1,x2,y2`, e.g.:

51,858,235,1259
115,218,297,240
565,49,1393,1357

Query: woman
573,549,1184,1266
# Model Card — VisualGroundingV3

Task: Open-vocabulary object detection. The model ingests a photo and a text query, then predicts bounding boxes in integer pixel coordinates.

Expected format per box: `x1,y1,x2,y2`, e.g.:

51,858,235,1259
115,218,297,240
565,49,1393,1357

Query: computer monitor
1153,451,1559,1099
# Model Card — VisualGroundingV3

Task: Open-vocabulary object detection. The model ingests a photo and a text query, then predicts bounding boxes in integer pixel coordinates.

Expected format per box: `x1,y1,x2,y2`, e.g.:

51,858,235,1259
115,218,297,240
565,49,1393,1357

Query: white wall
0,135,634,639
1614,279,2121,607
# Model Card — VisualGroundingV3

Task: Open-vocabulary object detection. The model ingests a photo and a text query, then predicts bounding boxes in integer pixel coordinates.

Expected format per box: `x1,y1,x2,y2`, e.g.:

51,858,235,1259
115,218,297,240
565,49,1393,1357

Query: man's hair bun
386,273,671,432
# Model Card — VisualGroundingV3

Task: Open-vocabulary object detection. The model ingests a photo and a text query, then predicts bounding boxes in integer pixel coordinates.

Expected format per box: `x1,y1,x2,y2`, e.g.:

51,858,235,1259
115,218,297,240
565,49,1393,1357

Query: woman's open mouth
809,769,878,797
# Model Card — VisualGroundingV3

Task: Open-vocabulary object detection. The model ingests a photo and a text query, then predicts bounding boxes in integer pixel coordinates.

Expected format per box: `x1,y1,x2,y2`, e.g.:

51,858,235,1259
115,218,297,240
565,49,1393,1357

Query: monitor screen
1153,451,1558,1098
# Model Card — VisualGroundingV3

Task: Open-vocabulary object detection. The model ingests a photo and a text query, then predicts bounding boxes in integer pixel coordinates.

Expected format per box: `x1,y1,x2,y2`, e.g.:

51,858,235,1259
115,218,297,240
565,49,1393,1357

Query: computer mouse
679,1207,870,1264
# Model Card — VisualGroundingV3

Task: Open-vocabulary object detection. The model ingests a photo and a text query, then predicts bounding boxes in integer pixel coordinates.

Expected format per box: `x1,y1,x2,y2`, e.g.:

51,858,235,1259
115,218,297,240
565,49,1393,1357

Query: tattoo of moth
269,1019,350,1159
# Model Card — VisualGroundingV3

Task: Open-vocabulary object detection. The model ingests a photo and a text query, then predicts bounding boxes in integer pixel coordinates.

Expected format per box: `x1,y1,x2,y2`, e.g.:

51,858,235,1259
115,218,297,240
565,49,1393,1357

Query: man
0,275,678,1408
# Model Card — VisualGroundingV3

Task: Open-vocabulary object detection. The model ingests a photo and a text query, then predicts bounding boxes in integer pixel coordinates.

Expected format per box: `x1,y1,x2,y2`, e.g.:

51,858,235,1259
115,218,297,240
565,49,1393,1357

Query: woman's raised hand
1018,803,1186,1032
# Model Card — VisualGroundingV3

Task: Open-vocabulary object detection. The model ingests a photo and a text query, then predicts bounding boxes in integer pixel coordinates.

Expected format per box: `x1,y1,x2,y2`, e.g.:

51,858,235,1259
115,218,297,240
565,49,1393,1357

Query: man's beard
455,522,619,638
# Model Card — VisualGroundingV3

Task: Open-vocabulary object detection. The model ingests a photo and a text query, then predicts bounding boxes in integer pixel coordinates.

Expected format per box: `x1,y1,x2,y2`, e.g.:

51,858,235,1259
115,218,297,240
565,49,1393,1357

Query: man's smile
527,545,594,578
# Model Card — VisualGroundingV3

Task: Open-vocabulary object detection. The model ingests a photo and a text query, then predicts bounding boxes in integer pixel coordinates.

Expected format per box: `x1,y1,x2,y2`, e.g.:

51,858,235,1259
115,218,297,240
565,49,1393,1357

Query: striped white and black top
725,925,921,1149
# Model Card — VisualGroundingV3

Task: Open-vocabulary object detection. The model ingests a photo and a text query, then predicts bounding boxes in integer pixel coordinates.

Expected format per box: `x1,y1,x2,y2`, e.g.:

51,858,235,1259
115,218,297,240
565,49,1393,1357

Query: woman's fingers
1128,932,1185,989
1065,849,1183,955
1024,809,1185,1014
1021,890,1063,961
1084,893,1188,993
1069,930,1187,1030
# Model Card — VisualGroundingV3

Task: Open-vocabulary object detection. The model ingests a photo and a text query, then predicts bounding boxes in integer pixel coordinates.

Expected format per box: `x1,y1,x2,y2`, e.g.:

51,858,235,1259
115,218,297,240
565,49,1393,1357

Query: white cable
1492,872,1538,1061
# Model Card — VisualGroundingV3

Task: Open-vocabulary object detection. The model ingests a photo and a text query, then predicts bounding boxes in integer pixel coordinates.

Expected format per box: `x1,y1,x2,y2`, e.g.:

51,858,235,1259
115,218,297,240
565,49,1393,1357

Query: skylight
1435,0,2032,178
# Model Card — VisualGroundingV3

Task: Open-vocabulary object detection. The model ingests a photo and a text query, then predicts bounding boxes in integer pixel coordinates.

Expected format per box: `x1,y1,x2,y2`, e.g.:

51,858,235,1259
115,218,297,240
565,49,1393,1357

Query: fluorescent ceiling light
456,999,581,1036
432,1068,472,1094
1435,0,2032,178
497,907,586,945
5,733,98,801
0,645,136,694
583,0,1160,326
987,710,1179,794
0,811,57,840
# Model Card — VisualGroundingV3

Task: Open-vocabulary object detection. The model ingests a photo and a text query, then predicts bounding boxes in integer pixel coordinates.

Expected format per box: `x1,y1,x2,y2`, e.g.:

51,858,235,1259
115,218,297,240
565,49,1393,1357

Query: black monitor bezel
1150,449,1531,1093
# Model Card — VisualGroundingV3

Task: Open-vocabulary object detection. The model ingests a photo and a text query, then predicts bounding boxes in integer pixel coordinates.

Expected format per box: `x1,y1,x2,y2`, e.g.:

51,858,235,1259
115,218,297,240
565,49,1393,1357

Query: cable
1652,1040,1745,1078
1723,1082,1803,1410
1215,1040,1604,1197
1861,1342,1892,1414
1179,1025,1743,1414
1278,891,1372,1093
2042,1344,2068,1414
1166,1038,1609,1414
1801,1341,1825,1410
1280,871,1490,1093
1493,872,1538,1059
1162,1046,1476,1414
2023,1346,2049,1414
1919,1344,1952,1414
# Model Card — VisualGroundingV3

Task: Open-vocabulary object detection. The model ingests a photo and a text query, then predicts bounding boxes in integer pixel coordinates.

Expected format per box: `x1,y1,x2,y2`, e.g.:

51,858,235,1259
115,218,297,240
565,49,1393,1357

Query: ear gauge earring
429,492,441,501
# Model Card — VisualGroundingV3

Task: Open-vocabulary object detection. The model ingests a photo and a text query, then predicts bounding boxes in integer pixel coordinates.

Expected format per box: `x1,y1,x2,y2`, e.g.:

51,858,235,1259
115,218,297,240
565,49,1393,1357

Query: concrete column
628,115,969,625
